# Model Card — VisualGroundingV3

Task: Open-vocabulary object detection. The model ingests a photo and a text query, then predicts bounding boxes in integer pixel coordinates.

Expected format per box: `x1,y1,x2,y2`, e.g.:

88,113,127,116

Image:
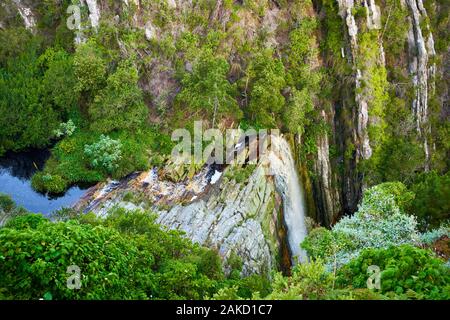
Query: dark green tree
244,50,286,127
177,49,242,126
88,60,148,133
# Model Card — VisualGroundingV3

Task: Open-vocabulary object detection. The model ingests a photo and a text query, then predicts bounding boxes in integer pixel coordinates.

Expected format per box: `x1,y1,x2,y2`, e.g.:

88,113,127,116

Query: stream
0,149,87,215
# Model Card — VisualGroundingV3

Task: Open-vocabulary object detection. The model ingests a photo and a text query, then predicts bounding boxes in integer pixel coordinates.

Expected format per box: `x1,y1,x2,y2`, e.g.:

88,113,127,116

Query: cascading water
267,135,308,264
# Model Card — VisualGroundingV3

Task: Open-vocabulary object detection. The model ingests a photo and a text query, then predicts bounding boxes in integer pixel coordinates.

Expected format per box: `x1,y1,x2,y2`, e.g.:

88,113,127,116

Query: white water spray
267,135,308,264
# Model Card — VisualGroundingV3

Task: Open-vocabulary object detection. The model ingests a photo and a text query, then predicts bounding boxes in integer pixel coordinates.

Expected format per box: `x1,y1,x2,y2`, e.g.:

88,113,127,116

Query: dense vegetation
1,182,448,300
0,206,272,300
0,0,448,301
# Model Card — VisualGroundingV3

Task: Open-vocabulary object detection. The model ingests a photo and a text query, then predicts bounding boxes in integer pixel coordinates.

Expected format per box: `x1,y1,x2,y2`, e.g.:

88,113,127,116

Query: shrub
267,259,335,300
176,49,242,125
31,172,68,194
88,60,148,133
0,209,232,300
0,215,155,300
302,182,420,268
244,50,286,127
73,40,106,95
53,120,77,139
337,245,450,300
84,135,123,174
409,171,450,230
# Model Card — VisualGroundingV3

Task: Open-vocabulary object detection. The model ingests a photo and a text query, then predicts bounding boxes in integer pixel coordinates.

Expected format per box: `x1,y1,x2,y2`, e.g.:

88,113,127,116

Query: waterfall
267,135,308,264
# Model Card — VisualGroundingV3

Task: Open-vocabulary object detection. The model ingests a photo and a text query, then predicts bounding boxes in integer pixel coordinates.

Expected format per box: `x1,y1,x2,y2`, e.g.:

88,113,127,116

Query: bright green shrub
84,135,123,174
267,259,335,300
0,214,156,300
73,40,107,95
88,60,148,133
31,172,68,194
337,245,450,300
244,49,286,127
176,49,242,125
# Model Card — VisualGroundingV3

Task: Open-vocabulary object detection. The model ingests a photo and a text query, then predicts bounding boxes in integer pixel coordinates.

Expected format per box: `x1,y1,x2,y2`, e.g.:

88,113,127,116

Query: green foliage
40,48,79,117
357,31,388,159
0,32,60,153
301,227,353,261
53,120,77,139
89,60,148,133
0,194,27,226
381,0,409,57
31,172,68,194
176,49,242,125
283,88,314,135
408,171,450,230
286,17,321,92
0,208,229,300
224,164,256,184
73,40,107,95
302,183,419,268
84,135,123,174
267,259,335,300
31,126,170,193
359,182,415,213
337,245,450,299
244,50,286,127
0,213,155,299
0,27,40,66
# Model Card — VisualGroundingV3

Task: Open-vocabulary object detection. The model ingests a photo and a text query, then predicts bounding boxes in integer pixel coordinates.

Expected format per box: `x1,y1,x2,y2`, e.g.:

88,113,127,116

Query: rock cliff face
11,0,36,30
2,0,446,272
322,0,439,219
405,0,436,170
75,135,308,275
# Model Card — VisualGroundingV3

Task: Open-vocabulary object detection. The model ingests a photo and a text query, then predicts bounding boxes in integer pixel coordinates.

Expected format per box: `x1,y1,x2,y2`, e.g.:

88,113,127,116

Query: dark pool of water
0,149,87,215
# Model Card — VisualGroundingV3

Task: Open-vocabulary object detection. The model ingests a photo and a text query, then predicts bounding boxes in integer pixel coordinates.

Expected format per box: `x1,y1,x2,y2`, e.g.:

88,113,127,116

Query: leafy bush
73,40,106,95
267,259,335,300
244,50,286,127
31,172,68,194
337,245,450,300
31,126,171,193
0,213,156,299
0,208,228,300
0,33,59,153
302,182,420,268
88,60,148,133
53,120,77,139
84,135,123,174
283,88,314,135
40,48,79,117
408,171,450,230
176,49,242,125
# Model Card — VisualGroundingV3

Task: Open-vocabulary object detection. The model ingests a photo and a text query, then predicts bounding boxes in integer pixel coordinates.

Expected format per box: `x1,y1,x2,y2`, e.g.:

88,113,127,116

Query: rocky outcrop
334,0,387,214
12,0,35,30
74,135,310,275
405,0,436,170
83,0,100,29
313,111,341,226
337,0,385,162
